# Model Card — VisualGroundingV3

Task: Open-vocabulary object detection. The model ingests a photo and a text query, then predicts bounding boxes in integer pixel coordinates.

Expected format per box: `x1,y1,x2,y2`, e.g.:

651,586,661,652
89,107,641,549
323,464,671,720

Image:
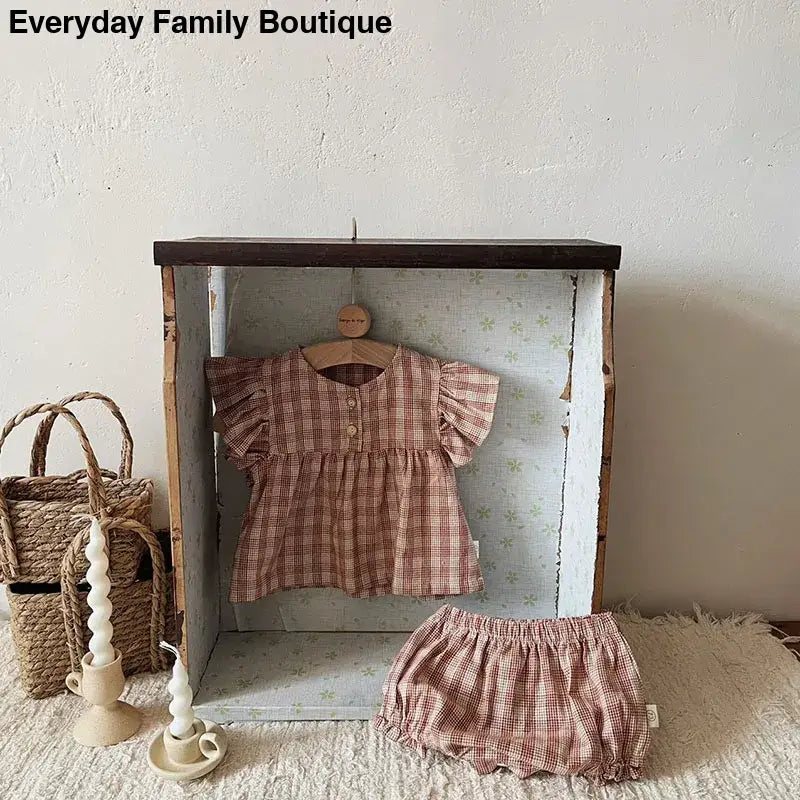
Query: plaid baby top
206,345,499,603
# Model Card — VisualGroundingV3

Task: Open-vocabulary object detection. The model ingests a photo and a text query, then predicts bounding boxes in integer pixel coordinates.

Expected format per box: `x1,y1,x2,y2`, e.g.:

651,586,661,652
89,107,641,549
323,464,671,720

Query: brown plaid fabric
205,346,498,603
373,606,651,782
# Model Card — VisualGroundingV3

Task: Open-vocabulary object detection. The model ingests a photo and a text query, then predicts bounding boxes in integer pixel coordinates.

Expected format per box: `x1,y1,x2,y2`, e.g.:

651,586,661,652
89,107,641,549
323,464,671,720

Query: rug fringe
612,602,778,638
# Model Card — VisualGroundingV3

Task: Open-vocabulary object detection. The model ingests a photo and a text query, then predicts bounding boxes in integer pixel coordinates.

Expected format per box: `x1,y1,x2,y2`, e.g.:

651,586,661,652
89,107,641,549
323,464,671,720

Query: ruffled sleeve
438,360,500,467
205,357,270,471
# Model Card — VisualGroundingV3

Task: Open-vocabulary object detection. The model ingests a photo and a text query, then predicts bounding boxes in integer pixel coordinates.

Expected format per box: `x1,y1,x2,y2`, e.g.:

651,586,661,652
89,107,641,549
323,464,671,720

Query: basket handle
0,404,109,582
61,517,169,674
29,392,134,479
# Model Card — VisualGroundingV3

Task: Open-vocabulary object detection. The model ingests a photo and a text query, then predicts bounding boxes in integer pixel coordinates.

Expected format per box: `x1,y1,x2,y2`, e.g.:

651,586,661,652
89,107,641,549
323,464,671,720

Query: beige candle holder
147,719,228,781
65,649,141,746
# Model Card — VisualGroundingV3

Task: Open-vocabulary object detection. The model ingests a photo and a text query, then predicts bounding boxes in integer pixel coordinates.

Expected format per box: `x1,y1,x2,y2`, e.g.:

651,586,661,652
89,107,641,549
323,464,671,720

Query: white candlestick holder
148,641,228,781
148,719,229,782
65,649,141,747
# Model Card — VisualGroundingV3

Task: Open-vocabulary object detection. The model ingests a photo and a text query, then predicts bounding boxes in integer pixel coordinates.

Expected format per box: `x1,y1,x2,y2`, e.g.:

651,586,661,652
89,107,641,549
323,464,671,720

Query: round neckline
296,343,403,392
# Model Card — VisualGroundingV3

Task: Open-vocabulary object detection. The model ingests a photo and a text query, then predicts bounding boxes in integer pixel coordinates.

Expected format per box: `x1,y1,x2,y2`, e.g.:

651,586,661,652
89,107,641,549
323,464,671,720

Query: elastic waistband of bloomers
434,605,621,644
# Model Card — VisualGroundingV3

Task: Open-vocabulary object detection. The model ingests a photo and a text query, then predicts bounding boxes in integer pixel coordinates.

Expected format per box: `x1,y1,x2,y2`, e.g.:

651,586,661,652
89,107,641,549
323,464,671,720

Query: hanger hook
350,217,358,304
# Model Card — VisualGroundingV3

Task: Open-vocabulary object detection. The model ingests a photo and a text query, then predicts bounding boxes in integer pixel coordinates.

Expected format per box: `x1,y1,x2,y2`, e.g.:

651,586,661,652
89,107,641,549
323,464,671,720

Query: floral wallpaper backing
218,267,576,632
194,630,410,721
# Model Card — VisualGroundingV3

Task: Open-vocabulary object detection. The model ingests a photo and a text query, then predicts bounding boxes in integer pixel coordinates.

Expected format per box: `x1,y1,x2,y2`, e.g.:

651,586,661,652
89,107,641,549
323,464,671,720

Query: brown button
346,397,357,409
346,424,358,437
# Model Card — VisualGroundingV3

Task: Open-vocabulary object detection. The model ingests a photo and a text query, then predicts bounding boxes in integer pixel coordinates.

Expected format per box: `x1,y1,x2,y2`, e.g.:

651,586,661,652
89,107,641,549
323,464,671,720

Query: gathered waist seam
254,447,450,459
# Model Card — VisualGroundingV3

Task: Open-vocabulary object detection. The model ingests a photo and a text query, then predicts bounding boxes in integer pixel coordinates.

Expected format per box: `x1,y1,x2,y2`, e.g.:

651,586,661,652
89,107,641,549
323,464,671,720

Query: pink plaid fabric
373,606,650,782
205,346,498,603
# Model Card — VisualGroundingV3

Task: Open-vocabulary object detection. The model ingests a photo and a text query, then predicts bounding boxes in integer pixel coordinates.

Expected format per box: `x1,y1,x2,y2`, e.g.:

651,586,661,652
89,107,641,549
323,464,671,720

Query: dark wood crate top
154,238,621,270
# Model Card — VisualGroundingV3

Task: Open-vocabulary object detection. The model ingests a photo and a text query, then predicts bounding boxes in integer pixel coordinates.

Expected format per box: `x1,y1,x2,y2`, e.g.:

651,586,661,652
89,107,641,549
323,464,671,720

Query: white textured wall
1,2,798,618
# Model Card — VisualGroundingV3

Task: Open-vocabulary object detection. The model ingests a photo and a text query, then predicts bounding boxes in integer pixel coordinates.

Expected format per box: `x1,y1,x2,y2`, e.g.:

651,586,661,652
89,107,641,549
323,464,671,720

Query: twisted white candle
160,642,197,739
85,516,115,668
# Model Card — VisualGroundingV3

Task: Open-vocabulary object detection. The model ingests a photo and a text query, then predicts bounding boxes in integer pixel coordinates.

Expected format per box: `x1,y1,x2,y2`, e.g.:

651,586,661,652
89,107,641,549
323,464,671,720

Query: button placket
344,390,362,451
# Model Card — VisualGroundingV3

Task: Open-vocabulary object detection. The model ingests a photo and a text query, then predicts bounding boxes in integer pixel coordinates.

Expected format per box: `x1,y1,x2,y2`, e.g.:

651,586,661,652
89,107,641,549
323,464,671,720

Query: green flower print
320,690,336,701
523,594,538,606
515,271,528,280
549,334,565,350
506,571,519,584
361,667,377,677
480,316,495,332
415,313,427,327
529,411,544,426
292,703,303,715
469,270,485,285
463,462,480,476
503,509,518,523
505,351,519,363
507,459,522,473
500,536,515,548
477,506,492,519
530,503,542,517
512,388,525,401
510,321,524,335
536,314,550,328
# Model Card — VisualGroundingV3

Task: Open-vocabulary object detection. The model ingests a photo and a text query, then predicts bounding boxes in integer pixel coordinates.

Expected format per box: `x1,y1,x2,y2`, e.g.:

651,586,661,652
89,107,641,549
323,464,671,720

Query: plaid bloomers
373,606,650,782
206,345,499,603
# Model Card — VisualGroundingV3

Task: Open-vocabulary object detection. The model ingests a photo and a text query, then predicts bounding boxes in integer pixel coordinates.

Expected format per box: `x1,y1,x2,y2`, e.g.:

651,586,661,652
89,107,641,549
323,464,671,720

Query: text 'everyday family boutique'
8,9,394,41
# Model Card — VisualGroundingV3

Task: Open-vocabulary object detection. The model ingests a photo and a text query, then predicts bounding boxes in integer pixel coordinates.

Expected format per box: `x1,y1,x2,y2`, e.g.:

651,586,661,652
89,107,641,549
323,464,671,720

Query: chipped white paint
1,2,799,619
558,271,608,617
171,267,219,687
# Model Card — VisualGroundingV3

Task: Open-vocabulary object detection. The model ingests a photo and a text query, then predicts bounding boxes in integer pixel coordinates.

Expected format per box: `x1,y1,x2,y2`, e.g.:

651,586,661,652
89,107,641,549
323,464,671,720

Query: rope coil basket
0,394,152,586
7,516,172,699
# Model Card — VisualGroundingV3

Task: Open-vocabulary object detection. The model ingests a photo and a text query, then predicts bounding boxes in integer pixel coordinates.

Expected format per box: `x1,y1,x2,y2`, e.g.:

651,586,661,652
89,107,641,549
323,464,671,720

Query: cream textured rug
0,610,798,800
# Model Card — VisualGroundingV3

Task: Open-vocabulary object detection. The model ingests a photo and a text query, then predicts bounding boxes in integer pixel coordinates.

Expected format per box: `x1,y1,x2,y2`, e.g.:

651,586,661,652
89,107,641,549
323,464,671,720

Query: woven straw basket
8,517,171,699
0,394,152,586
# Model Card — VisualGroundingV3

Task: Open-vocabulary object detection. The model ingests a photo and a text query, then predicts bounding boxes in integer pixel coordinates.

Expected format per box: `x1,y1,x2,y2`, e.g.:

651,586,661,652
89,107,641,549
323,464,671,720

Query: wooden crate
156,238,619,721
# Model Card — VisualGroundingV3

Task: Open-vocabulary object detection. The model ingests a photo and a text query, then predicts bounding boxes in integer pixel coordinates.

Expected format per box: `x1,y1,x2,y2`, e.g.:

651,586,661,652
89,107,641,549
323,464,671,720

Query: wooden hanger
301,302,398,370
301,256,397,371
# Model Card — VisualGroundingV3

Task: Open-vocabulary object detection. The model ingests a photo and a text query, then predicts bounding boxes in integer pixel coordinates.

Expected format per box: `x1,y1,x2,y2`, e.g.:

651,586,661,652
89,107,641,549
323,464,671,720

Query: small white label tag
473,540,480,558
646,704,659,729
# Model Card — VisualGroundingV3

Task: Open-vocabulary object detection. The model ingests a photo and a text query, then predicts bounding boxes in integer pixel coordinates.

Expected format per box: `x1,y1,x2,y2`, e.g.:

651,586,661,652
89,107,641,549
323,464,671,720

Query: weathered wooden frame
157,238,619,690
